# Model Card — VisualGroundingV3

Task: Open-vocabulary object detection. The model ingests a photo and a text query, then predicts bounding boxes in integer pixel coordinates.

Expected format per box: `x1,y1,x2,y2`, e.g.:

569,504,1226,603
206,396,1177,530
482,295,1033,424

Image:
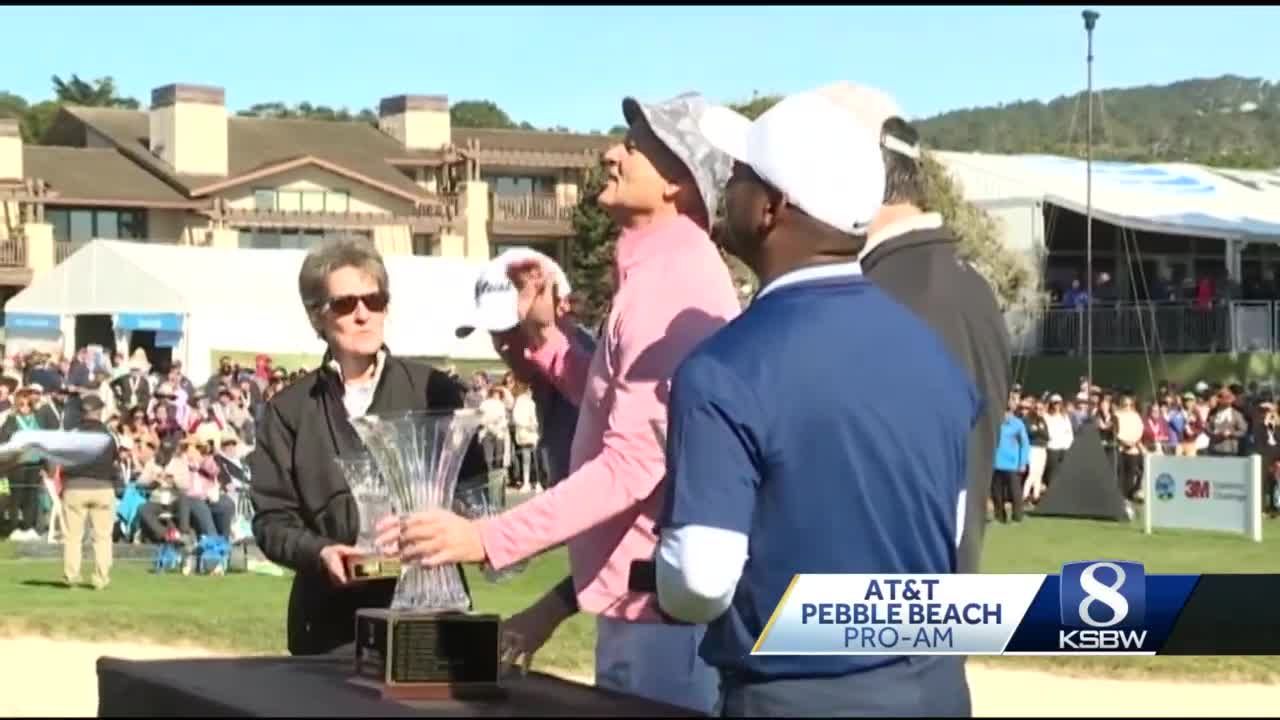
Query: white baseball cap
812,81,920,160
697,91,886,235
454,248,572,339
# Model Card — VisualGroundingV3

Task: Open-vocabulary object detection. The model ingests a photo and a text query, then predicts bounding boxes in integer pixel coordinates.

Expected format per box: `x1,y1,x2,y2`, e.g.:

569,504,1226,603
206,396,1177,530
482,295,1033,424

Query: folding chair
43,470,64,544
115,483,148,543
230,492,254,544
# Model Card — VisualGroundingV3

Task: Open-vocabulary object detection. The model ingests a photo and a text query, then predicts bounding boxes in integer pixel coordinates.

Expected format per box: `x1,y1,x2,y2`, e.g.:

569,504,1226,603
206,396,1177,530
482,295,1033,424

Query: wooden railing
217,209,455,233
490,193,575,225
0,238,26,267
56,240,86,263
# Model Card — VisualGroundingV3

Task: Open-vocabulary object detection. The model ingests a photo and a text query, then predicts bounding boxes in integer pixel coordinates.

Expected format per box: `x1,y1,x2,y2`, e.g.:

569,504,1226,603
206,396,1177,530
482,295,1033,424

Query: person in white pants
1044,394,1075,494
1021,396,1050,503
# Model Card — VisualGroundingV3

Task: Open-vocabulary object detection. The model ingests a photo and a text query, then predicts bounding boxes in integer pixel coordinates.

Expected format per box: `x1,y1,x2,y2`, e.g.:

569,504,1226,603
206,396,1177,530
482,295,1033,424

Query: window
253,189,276,211
275,191,302,212
96,210,120,239
412,234,436,256
69,210,93,243
482,174,557,196
50,211,70,244
239,228,370,249
47,208,148,244
250,188,352,213
118,211,145,239
326,191,350,213
301,191,325,213
245,230,279,249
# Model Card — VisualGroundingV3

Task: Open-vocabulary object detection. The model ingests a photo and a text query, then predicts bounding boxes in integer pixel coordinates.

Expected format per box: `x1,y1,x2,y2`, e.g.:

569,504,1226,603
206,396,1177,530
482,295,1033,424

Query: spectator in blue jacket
1063,278,1090,309
992,396,1030,524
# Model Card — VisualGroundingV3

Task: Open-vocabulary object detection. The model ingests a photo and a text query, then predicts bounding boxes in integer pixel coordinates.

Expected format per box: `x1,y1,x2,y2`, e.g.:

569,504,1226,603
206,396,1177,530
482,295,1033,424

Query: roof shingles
23,146,191,205
50,107,612,201
63,107,442,199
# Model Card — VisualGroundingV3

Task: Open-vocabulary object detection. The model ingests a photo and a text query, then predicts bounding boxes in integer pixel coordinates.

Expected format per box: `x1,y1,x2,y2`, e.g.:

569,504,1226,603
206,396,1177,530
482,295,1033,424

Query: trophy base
343,554,402,582
352,607,503,701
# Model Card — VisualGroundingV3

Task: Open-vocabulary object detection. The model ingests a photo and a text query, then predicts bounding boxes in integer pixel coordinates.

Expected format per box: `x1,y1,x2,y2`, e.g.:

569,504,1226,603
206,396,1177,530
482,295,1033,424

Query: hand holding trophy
334,452,400,582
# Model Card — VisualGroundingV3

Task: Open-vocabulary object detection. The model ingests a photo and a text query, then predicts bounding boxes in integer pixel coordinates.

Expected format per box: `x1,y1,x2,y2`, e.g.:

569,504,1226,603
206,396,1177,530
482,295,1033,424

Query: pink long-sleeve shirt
477,214,741,621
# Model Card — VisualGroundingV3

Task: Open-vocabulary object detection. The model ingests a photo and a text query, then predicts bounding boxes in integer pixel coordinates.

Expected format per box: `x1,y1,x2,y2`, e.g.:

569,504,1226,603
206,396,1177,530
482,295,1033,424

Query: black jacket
111,374,152,412
36,402,67,431
248,352,488,656
61,418,119,491
1024,413,1050,448
862,223,1011,574
1253,412,1280,461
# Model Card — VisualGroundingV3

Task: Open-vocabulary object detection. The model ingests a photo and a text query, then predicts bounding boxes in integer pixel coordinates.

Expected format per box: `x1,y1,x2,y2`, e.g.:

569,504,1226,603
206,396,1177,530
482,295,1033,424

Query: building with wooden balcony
0,83,616,314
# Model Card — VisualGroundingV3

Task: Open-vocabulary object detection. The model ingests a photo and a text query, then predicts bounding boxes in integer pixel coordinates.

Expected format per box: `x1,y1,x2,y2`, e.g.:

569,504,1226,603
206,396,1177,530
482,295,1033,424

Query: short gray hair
298,236,390,338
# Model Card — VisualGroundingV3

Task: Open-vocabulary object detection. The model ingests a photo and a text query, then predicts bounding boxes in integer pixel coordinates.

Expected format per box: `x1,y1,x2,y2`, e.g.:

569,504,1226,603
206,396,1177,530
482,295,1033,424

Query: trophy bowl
335,452,400,582
348,408,502,700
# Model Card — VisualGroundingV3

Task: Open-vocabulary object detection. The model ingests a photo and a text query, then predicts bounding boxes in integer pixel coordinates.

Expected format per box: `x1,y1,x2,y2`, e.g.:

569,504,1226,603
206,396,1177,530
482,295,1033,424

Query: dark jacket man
532,323,597,486
111,371,152,412
812,83,1012,574
249,352,488,656
61,406,121,492
863,217,1011,574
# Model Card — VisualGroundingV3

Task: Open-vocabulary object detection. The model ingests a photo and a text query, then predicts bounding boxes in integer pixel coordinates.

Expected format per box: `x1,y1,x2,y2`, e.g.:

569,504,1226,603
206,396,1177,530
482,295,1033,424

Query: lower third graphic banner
751,562,1280,656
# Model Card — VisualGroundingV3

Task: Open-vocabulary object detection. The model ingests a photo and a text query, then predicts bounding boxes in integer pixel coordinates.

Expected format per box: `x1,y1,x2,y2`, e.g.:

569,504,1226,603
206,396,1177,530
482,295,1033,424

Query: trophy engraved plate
335,453,400,582
354,608,501,695
348,409,502,700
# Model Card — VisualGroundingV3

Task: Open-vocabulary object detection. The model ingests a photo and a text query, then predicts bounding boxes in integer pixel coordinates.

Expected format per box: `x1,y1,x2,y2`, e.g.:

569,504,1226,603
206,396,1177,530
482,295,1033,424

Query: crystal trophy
348,409,502,699
334,452,400,581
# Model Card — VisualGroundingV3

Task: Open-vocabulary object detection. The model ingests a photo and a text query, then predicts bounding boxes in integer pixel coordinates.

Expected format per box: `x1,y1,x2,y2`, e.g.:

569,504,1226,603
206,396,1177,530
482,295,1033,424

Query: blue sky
3,5,1278,132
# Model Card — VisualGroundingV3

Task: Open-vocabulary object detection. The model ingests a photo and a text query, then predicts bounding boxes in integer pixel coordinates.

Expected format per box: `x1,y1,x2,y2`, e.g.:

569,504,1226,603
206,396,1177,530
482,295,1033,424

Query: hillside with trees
914,74,1280,168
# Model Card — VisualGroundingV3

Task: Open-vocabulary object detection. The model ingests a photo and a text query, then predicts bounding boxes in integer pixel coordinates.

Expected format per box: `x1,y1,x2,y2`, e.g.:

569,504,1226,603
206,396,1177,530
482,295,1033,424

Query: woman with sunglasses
248,236,486,657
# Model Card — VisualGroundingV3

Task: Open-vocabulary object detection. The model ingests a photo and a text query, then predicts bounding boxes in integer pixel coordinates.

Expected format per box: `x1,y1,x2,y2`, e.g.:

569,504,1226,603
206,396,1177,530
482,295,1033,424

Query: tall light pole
1083,9,1099,385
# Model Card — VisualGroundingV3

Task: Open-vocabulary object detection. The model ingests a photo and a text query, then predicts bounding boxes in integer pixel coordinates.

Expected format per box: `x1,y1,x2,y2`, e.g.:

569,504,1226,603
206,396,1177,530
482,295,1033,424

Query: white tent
4,240,500,381
932,153,1280,355
935,151,1280,246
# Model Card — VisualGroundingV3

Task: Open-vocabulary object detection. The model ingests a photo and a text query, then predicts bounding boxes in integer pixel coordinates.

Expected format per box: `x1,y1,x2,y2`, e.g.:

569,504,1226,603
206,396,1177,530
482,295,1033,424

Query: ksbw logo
1058,561,1148,651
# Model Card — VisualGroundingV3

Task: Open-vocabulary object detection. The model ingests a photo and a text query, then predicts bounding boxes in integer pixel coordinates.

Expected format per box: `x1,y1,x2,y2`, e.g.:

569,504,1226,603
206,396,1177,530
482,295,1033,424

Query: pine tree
566,169,618,329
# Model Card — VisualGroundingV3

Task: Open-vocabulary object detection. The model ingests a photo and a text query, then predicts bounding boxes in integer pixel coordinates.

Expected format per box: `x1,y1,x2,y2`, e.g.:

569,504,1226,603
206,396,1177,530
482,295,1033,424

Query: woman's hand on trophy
398,508,487,566
373,515,401,556
318,544,362,586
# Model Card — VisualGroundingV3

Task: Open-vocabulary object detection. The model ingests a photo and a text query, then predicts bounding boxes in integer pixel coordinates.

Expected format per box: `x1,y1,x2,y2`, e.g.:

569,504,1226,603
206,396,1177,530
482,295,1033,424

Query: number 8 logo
1077,561,1130,628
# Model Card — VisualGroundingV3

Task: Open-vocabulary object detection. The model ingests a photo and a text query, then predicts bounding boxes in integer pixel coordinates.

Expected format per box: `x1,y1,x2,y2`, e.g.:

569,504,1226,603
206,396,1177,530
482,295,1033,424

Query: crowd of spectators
0,341,567,549
462,368,545,493
0,347,308,547
993,375,1280,523
1045,271,1244,308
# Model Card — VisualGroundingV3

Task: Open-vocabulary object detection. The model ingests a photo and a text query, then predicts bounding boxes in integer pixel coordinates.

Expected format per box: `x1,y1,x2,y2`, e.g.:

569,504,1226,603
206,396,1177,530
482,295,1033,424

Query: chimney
378,95,451,151
0,118,21,181
149,83,228,176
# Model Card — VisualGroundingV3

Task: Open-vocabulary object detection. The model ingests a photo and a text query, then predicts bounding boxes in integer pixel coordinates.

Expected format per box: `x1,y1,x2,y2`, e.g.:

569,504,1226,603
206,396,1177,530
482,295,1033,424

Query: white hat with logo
696,90,886,235
454,248,572,339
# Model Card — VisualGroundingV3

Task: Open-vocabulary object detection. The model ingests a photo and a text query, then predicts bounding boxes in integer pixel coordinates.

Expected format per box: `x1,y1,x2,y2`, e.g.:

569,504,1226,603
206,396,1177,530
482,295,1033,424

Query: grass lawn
1,516,1278,683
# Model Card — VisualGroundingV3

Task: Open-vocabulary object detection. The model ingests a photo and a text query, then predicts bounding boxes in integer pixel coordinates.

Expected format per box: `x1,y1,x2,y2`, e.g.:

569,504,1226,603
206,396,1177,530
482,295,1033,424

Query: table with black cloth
96,655,702,718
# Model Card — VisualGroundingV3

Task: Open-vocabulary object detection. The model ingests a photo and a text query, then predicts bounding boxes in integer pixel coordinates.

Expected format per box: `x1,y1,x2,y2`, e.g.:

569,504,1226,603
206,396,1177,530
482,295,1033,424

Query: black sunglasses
324,291,389,316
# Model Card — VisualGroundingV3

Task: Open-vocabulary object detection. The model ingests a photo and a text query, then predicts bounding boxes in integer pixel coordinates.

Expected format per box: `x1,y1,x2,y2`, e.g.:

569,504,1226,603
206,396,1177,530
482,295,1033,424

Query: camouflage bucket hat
622,92,732,225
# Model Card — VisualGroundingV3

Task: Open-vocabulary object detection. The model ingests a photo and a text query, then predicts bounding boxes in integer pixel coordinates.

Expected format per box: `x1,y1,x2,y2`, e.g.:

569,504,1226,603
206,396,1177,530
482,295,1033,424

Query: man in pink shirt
380,93,740,713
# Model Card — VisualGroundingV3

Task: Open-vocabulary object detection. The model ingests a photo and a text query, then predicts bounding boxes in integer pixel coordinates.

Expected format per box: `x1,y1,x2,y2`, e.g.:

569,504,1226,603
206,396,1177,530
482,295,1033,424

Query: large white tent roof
934,151,1280,241
5,240,500,361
